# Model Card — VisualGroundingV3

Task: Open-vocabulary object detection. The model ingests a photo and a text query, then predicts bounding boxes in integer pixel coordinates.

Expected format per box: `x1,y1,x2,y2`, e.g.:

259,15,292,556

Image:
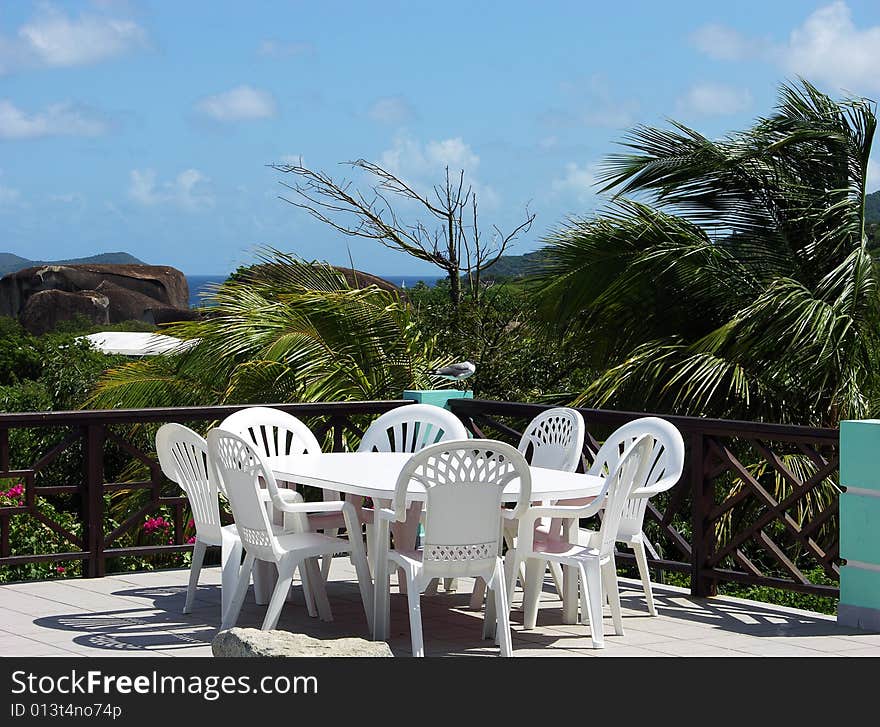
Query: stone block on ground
212,627,393,657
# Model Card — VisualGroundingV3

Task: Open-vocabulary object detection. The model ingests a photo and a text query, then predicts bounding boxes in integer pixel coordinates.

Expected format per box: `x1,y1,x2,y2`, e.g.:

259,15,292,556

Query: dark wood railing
0,398,840,600
449,399,840,599
0,401,412,579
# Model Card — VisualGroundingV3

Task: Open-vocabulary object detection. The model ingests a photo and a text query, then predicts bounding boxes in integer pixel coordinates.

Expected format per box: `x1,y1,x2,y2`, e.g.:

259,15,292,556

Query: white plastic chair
575,416,685,616
155,423,242,617
506,434,654,648
208,429,373,632
357,404,469,591
471,407,585,608
372,439,531,657
218,407,345,579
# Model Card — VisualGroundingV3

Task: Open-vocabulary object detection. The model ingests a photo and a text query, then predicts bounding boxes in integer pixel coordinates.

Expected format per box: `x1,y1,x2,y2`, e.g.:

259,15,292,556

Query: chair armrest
522,501,604,522
375,507,398,522
631,484,668,498
271,499,348,515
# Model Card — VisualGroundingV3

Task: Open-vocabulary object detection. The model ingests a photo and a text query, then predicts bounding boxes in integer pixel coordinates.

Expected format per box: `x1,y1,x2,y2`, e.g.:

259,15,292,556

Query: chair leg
404,567,424,657
262,557,298,631
296,559,318,615
580,561,604,649
633,540,657,616
221,553,255,630
303,557,332,622
548,562,565,599
504,549,521,608
184,539,207,614
522,558,544,630
365,523,376,576
320,529,338,580
469,577,487,610
349,543,375,634
602,560,624,636
219,534,243,619
492,561,513,657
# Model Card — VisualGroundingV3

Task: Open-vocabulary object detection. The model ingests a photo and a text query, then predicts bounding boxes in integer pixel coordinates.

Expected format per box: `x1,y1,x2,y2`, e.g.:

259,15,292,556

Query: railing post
690,432,716,597
84,424,105,578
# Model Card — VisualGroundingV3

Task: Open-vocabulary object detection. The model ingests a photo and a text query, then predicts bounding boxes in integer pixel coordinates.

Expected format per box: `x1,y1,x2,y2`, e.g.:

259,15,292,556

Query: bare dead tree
269,158,535,307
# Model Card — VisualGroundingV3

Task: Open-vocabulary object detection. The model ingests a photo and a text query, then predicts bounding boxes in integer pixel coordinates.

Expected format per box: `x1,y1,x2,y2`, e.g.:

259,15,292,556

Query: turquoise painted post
838,419,880,630
402,389,473,551
402,389,473,410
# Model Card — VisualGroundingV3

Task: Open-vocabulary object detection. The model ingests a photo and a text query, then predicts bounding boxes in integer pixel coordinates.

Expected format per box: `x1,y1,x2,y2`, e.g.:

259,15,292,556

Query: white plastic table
267,451,605,625
269,451,605,503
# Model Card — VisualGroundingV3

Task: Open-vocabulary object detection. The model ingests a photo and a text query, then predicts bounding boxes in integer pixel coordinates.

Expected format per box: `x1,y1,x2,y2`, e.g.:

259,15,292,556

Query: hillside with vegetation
0,252,144,276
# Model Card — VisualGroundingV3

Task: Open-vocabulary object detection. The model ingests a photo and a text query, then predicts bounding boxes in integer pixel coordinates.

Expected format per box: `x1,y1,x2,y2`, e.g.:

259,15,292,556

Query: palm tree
535,80,879,427
88,250,447,409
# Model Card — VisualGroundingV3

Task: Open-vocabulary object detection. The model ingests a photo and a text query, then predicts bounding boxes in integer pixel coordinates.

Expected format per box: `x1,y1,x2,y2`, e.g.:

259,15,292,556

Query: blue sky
1,1,880,275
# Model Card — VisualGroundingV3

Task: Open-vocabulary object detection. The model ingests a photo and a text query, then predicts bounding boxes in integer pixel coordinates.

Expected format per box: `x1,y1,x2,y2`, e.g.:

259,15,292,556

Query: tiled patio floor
0,559,877,657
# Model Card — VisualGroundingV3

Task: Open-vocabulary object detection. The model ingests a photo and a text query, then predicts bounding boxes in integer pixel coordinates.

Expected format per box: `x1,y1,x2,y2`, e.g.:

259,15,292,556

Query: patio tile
1,566,875,657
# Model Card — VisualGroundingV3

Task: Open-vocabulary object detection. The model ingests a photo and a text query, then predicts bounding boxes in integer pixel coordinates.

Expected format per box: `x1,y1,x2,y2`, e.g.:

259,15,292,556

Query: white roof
78,332,199,357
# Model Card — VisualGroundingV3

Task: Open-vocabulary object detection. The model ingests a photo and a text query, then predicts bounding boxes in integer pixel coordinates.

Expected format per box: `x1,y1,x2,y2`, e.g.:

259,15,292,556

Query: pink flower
186,535,196,544
56,566,65,574
187,519,194,529
143,516,171,534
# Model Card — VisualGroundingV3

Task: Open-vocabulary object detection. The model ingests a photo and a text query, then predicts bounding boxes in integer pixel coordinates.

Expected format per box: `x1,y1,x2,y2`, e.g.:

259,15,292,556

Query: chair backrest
218,406,322,458
517,407,584,472
587,417,685,540
394,439,531,581
594,434,654,559
358,404,468,454
156,423,222,544
207,429,282,563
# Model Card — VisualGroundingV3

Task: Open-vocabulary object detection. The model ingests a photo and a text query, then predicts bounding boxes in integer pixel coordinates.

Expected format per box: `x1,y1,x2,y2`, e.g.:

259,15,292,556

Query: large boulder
20,289,110,335
211,628,393,657
93,280,199,324
0,263,192,329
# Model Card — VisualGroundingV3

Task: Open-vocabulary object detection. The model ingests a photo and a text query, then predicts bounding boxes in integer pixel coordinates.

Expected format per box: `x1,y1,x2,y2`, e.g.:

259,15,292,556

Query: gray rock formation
0,263,193,331
211,628,393,657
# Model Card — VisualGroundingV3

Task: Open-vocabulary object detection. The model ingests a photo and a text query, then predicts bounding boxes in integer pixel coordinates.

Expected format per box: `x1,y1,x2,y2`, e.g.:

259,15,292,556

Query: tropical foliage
536,80,878,427
88,251,448,409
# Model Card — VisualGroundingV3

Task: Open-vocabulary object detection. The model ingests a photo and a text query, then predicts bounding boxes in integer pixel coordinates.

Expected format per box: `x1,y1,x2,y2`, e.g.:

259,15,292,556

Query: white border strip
845,560,880,573
844,487,880,498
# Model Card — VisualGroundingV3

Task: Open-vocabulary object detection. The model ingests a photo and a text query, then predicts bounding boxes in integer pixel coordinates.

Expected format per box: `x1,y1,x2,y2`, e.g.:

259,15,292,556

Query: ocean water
185,273,443,308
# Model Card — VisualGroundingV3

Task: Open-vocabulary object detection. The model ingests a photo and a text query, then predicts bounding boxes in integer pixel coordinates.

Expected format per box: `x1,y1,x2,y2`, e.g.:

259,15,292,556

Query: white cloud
128,168,213,210
380,134,480,177
542,75,638,130
0,185,20,206
552,162,601,204
195,85,277,122
692,2,880,92
378,134,499,208
0,5,146,73
690,23,768,61
0,100,107,139
367,96,416,125
48,192,83,204
677,83,752,116
257,40,314,58
277,154,305,166
782,2,880,91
